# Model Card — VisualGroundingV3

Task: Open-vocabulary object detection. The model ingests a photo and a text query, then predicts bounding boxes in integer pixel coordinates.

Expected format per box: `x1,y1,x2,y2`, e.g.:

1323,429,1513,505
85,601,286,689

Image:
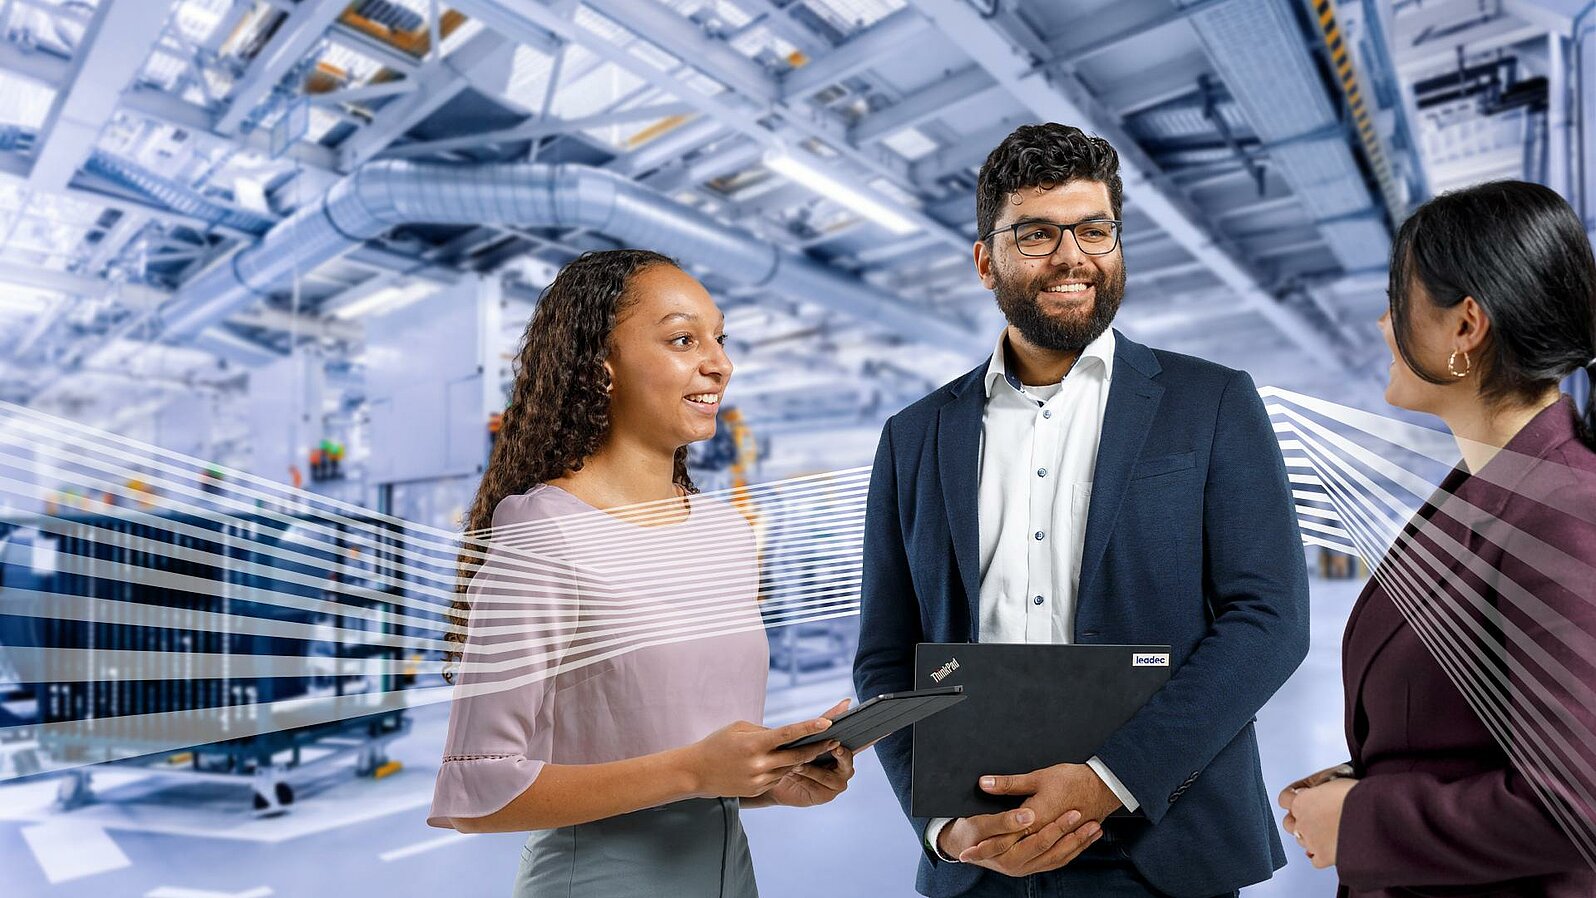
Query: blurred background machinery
0,510,410,813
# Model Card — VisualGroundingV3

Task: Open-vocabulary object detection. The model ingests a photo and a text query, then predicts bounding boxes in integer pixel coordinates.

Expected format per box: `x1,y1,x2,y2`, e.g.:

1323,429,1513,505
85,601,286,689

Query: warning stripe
1313,0,1404,218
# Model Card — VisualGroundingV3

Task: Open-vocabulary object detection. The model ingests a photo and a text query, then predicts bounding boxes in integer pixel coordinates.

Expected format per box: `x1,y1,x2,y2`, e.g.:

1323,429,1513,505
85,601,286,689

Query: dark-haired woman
1279,180,1596,896
427,249,856,897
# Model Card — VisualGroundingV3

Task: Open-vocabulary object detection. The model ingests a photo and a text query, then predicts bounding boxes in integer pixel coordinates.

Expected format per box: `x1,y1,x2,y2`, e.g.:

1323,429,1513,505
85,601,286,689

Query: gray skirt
511,797,758,898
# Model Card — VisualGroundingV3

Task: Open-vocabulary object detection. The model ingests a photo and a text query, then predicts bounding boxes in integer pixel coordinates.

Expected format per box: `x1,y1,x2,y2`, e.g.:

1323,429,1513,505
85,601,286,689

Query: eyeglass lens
1014,221,1118,256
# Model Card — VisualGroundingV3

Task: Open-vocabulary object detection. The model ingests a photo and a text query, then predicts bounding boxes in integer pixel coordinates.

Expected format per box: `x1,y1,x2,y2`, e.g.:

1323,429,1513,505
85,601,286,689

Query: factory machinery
0,509,413,814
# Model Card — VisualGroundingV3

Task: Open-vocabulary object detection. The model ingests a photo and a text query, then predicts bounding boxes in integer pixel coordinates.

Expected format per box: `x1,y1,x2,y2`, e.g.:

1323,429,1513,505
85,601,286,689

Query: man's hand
942,763,1121,876
941,807,1103,876
982,762,1123,830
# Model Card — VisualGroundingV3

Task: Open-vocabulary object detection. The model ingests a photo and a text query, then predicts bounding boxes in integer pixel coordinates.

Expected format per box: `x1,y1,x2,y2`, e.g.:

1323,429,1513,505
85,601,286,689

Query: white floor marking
20,820,131,883
379,831,470,862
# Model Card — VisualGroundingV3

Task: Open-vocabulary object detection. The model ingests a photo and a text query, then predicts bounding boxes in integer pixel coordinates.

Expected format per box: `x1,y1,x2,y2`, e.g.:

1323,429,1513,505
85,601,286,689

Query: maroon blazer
1338,397,1596,898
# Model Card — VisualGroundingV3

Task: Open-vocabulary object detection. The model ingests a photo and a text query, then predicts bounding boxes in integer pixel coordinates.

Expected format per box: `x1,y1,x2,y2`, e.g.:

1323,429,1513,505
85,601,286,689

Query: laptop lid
911,642,1172,818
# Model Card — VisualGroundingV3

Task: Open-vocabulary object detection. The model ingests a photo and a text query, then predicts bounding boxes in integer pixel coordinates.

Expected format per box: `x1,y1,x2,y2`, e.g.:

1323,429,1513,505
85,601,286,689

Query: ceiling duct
156,161,979,353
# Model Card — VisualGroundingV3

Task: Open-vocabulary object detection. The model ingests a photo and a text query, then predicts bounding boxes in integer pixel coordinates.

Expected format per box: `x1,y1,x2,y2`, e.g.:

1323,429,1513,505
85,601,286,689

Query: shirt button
1042,410,1052,419
1037,468,1047,477
1034,531,1045,540
1034,595,1044,605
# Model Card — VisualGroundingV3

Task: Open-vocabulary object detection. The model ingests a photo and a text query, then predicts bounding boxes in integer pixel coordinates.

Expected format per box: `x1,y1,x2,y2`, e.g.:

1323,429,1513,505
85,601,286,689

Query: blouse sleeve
427,494,581,828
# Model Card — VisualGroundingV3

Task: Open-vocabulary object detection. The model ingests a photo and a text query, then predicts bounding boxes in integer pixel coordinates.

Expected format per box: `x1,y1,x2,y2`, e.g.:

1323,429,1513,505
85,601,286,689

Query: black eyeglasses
981,218,1123,256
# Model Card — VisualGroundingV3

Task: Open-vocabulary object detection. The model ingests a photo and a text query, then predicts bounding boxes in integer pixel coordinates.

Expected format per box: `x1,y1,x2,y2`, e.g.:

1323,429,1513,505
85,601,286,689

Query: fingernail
980,776,996,789
1017,810,1034,825
1083,822,1099,837
1065,810,1081,826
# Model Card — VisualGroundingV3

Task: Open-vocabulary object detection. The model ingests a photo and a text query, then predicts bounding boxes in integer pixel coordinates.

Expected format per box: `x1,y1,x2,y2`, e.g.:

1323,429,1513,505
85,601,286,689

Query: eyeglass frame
979,217,1125,256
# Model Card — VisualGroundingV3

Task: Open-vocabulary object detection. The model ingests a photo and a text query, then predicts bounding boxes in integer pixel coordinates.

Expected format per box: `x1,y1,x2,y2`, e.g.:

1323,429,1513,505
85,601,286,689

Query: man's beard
992,261,1126,352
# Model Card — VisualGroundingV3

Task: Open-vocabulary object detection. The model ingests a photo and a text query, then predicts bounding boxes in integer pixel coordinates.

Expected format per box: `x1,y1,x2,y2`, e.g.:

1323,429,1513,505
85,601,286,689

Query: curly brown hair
443,249,698,682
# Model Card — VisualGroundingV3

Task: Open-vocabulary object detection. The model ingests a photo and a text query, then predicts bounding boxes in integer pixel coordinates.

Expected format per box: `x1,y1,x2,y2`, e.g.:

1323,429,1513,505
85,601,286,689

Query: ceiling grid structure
0,0,1572,427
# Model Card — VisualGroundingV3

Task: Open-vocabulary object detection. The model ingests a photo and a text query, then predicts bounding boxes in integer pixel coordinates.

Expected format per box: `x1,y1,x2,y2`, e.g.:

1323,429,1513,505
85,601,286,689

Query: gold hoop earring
1447,349,1471,378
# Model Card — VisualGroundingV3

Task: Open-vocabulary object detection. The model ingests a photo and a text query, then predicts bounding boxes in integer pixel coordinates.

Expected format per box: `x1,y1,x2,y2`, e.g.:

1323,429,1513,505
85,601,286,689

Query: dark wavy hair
976,122,1123,243
1388,180,1596,448
443,249,697,681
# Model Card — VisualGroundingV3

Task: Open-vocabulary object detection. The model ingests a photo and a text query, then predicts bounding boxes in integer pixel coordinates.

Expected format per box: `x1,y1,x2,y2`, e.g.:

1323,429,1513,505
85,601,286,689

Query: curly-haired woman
428,249,855,897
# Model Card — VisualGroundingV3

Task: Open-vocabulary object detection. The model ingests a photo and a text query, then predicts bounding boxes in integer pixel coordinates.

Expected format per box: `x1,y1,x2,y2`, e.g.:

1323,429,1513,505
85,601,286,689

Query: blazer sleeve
851,418,938,862
1337,464,1596,887
427,494,581,828
1093,368,1311,824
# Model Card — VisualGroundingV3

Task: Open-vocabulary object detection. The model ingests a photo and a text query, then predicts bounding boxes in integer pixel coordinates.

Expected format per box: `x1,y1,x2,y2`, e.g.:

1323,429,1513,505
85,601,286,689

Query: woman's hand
760,699,857,808
680,716,838,799
1277,762,1355,806
1280,777,1358,868
762,744,856,807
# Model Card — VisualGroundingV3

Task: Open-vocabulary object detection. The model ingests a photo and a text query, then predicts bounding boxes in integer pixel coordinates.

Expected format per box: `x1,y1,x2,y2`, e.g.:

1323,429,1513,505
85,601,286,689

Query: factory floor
0,577,1357,898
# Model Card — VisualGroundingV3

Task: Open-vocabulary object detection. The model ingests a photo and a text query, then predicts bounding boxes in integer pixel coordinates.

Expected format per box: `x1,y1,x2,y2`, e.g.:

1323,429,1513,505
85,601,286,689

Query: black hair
1388,180,1596,448
976,123,1123,243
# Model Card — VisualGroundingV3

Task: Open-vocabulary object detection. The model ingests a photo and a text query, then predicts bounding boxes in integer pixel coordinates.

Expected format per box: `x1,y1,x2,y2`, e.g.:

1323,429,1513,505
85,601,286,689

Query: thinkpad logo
930,657,960,682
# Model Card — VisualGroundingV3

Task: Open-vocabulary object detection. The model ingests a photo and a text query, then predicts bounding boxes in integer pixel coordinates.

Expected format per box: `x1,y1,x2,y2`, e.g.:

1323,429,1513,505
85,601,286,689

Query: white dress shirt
925,326,1139,861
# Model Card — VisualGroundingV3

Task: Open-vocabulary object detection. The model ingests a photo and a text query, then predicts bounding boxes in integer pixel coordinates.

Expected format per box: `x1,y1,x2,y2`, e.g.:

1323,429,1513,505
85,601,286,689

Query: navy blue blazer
853,330,1309,898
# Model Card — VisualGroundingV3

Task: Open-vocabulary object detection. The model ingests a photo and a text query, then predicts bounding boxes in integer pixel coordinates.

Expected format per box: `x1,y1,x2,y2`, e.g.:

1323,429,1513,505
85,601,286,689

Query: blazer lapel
937,364,987,641
1077,334,1164,606
1344,464,1481,750
1345,399,1574,758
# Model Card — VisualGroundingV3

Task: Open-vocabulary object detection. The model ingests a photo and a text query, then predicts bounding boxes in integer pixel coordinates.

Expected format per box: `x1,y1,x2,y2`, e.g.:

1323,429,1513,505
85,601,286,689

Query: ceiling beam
30,0,177,192
586,0,779,104
850,65,998,145
910,116,1033,184
336,28,519,170
780,8,930,101
0,39,342,175
452,0,970,250
215,0,352,134
1395,19,1546,77
377,101,695,159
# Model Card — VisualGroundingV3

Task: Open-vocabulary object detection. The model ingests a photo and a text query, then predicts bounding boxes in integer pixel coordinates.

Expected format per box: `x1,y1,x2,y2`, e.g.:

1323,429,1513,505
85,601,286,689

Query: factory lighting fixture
0,282,63,313
329,282,435,320
763,147,919,236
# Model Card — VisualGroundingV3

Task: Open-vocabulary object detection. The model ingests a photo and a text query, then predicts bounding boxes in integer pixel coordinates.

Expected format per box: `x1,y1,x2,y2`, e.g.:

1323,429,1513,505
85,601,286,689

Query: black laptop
911,642,1173,818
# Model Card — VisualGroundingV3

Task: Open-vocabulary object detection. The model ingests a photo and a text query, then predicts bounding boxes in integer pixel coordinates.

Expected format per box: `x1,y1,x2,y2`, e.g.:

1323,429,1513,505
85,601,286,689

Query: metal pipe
157,161,978,352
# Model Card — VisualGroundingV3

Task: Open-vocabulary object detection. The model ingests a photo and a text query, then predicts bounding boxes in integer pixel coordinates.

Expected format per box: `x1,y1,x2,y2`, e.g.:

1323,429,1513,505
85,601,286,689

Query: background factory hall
0,0,1591,895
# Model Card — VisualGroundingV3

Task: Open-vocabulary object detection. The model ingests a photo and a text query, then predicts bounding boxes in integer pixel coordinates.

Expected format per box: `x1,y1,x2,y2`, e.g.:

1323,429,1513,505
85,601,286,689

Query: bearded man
853,122,1310,898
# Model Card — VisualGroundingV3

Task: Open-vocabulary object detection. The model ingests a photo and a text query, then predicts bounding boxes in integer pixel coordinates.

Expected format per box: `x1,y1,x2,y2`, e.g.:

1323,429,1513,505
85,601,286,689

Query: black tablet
778,685,966,755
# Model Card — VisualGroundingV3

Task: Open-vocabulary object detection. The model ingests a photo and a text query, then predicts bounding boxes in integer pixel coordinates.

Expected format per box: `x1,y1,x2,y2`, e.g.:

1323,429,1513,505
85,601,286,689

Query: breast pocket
1072,482,1092,517
1129,450,1196,486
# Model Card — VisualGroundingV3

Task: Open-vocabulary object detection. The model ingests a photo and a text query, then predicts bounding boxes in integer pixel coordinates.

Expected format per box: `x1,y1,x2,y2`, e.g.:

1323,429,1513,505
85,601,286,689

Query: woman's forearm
451,746,703,832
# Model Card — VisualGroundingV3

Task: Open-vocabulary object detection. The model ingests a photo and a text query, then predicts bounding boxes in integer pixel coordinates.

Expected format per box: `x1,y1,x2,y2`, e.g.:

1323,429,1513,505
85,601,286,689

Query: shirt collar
983,327,1116,399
